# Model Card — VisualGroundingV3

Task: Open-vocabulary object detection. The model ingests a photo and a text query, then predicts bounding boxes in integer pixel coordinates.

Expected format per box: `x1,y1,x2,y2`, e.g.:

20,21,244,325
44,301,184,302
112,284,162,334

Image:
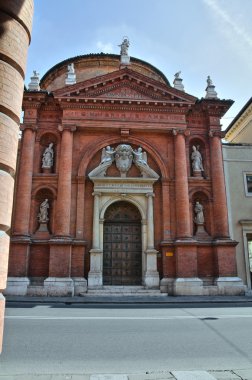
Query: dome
40,53,170,92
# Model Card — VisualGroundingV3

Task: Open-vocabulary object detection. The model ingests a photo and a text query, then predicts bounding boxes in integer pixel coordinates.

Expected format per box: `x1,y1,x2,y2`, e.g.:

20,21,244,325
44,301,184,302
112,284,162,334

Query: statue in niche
42,143,54,168
191,145,204,173
118,37,130,56
194,201,204,225
38,199,49,223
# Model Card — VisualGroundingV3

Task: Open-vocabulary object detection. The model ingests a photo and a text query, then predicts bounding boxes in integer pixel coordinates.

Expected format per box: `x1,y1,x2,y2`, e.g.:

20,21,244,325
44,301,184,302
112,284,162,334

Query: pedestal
4,277,30,295
44,277,74,296
214,277,245,295
35,222,50,239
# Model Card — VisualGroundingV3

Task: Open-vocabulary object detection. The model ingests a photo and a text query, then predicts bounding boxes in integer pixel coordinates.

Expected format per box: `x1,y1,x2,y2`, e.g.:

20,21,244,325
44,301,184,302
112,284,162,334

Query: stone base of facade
174,277,204,295
44,277,74,296
160,277,175,294
73,277,87,295
214,277,245,295
0,294,5,352
4,277,30,295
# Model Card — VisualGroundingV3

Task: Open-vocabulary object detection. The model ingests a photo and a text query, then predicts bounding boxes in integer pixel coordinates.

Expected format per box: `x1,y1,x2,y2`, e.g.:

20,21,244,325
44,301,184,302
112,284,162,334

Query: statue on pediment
119,37,130,56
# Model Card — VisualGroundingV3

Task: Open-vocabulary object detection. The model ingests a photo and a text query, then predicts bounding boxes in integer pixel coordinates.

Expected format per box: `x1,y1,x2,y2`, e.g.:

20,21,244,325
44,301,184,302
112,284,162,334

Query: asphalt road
1,302,252,375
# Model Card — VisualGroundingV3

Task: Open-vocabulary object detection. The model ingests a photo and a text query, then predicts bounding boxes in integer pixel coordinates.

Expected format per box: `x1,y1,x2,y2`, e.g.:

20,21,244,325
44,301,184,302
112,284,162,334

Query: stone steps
85,286,167,296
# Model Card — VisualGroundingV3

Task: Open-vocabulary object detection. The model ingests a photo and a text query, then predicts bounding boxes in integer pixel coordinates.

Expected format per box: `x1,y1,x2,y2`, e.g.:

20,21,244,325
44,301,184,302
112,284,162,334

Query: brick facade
7,54,245,297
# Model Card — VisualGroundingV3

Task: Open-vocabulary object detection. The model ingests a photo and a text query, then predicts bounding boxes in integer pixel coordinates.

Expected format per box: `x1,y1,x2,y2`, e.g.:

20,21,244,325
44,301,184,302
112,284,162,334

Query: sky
26,0,252,130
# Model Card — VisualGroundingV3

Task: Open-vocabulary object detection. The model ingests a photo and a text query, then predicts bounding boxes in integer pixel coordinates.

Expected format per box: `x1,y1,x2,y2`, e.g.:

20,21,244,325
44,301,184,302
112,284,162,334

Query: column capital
20,124,37,132
92,191,101,197
172,128,189,136
209,130,225,138
146,192,155,198
58,124,76,133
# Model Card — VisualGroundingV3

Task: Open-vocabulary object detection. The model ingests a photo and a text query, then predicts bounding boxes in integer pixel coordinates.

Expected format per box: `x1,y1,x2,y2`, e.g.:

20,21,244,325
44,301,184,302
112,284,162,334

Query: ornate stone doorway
103,201,142,285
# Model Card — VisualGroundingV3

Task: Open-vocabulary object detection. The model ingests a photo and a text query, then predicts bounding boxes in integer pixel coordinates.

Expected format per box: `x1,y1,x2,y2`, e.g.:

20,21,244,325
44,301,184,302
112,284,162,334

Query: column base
214,276,245,295
4,277,30,296
144,271,160,289
44,277,74,296
174,277,203,296
73,277,87,295
88,271,103,288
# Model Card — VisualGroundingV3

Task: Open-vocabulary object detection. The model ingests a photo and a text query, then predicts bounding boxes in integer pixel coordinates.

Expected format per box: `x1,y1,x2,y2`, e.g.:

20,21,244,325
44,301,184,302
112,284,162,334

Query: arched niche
32,187,55,235
191,190,211,236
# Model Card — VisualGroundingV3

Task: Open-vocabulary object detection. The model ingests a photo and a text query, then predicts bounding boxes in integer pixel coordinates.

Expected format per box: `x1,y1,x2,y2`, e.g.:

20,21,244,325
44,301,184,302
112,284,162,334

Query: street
1,302,252,376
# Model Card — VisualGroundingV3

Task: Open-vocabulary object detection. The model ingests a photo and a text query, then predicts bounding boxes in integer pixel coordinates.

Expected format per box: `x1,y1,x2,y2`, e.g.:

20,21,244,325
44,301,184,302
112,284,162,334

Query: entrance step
86,286,167,296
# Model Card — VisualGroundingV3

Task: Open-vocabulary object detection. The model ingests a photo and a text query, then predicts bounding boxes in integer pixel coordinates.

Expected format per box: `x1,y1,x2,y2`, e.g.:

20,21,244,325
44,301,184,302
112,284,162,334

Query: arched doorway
103,201,142,285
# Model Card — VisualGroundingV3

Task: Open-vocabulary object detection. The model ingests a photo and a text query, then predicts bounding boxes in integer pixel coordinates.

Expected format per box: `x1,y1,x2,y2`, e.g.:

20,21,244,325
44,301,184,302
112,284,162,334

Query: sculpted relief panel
88,144,159,179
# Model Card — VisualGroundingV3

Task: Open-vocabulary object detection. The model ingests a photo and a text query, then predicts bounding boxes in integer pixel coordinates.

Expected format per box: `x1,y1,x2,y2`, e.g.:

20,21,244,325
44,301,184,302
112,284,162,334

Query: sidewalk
5,294,252,304
1,369,252,379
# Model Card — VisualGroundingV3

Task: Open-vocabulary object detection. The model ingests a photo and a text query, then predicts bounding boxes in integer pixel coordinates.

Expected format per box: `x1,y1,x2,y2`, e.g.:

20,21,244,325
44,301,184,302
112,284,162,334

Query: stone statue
42,143,54,168
67,63,74,74
191,145,204,173
119,37,129,56
174,71,181,79
194,201,204,225
133,147,148,166
207,75,213,87
88,144,159,179
38,199,49,223
101,146,115,164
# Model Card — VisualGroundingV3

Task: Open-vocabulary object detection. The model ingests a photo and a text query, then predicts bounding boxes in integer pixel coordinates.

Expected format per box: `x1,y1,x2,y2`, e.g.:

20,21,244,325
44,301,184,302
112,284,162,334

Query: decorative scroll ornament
88,144,159,179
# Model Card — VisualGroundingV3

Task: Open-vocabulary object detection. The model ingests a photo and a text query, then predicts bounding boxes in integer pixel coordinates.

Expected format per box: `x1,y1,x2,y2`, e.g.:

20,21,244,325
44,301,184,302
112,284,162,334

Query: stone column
54,125,75,237
45,125,75,296
13,126,36,237
209,132,244,294
88,192,103,288
144,193,159,288
209,133,229,238
0,0,34,352
7,125,36,297
173,130,191,238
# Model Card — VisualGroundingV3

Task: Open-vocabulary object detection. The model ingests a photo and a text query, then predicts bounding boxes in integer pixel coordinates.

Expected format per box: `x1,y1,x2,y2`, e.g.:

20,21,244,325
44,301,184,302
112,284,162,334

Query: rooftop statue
118,37,130,56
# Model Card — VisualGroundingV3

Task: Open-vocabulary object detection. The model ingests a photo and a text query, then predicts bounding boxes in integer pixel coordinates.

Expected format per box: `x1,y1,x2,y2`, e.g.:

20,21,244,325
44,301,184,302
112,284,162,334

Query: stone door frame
88,177,160,289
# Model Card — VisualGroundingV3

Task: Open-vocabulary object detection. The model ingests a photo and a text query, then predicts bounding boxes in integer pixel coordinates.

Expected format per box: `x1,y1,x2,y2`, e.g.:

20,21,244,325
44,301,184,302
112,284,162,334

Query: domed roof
40,53,170,92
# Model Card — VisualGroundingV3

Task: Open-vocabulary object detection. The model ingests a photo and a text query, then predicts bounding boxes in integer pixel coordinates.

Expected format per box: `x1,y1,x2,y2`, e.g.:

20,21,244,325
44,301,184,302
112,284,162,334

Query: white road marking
4,314,252,320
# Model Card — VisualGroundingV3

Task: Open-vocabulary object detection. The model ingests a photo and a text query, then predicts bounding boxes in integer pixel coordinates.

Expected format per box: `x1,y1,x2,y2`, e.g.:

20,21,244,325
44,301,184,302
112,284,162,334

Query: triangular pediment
53,67,197,104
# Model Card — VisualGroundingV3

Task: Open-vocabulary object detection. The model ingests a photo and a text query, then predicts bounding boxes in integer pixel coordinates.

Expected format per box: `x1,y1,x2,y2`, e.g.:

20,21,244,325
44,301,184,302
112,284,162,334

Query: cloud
96,41,114,53
203,0,252,49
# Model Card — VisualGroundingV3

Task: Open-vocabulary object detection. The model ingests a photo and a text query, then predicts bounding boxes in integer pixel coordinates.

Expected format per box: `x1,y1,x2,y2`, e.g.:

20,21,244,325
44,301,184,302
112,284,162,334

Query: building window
244,173,252,196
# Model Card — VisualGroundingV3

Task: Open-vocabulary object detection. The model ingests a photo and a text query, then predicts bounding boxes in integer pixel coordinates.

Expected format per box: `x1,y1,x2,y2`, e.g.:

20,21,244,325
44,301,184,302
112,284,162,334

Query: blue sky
26,0,252,129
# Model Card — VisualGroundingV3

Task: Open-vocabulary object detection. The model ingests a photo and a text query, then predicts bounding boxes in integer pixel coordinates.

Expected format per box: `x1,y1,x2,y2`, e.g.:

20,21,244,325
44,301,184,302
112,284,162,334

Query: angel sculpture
100,146,115,164
133,147,148,166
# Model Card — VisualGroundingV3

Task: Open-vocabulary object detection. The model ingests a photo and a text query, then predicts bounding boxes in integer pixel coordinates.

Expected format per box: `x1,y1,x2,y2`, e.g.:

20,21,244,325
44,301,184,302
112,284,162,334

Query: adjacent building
224,97,252,294
6,43,245,297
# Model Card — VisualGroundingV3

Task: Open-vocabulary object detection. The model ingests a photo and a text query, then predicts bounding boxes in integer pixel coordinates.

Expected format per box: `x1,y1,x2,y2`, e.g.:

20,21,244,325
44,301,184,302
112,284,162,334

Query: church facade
6,46,245,296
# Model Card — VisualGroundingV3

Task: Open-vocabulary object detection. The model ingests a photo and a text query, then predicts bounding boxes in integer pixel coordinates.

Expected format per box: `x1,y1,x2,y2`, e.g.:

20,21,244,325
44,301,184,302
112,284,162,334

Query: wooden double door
103,201,142,285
